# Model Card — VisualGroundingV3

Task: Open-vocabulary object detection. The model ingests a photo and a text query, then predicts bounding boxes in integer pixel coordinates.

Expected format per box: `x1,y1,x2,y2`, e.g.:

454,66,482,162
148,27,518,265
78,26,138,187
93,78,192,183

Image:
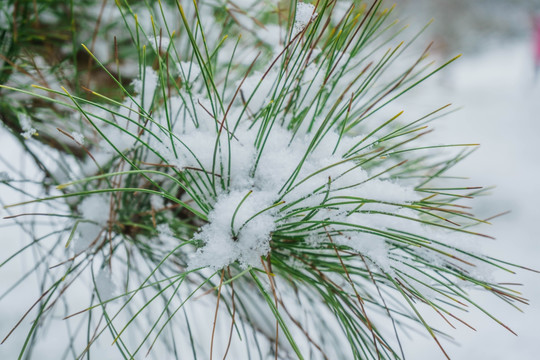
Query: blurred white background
400,41,540,360
393,1,540,357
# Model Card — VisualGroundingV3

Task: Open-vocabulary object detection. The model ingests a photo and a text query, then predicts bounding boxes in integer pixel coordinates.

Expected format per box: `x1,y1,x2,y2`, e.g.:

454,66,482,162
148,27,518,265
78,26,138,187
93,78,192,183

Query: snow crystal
293,2,317,37
19,114,37,139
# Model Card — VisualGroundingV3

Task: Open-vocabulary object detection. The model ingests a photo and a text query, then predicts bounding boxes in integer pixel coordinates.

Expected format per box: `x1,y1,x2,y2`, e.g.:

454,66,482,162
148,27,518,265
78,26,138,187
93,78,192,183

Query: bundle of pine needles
0,1,534,359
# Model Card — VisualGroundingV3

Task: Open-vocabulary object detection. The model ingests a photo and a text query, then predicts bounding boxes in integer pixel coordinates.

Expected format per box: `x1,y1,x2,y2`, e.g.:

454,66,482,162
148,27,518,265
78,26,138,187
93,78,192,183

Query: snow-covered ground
1,40,539,359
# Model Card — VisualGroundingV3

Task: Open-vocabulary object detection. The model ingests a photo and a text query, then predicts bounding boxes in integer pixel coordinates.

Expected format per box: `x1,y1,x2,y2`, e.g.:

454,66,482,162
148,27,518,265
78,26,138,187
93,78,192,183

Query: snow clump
19,114,37,139
183,119,420,270
293,2,317,36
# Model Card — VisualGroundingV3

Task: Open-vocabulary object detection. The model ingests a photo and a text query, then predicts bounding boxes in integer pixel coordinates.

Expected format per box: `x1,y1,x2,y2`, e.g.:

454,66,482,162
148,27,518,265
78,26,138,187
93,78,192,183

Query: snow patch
95,267,117,300
132,66,158,111
177,61,201,84
74,194,112,253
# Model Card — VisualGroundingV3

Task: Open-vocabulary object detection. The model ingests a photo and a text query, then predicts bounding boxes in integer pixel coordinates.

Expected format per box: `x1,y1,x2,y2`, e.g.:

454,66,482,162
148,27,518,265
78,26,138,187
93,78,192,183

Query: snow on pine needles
0,1,534,359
